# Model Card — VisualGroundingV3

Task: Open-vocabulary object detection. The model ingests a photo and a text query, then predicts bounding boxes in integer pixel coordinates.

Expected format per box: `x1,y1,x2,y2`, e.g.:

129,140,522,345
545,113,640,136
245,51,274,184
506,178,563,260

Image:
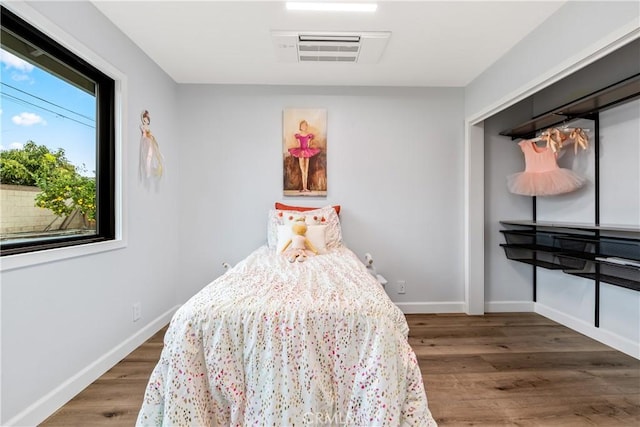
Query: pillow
268,205,342,250
275,202,341,216
268,209,327,246
281,211,327,226
276,224,328,254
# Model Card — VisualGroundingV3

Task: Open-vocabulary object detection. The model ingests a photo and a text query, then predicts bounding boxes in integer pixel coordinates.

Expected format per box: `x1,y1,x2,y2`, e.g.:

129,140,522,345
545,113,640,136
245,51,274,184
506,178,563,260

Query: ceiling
91,0,566,87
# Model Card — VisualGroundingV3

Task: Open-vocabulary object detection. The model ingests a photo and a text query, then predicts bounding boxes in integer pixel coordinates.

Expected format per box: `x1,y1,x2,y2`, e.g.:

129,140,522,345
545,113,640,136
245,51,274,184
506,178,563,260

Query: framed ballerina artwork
282,108,327,197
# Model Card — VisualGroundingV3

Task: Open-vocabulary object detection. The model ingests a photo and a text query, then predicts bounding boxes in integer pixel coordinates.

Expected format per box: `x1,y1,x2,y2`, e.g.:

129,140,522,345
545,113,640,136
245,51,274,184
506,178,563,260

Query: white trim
535,303,639,360
485,301,534,313
464,120,485,315
467,20,640,126
4,305,180,427
395,301,465,314
0,2,128,272
1,239,126,272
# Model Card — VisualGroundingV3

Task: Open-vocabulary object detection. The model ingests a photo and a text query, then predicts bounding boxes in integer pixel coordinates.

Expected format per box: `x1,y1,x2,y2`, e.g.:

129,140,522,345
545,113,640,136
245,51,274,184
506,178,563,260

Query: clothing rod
526,135,590,143
521,125,591,154
522,127,591,142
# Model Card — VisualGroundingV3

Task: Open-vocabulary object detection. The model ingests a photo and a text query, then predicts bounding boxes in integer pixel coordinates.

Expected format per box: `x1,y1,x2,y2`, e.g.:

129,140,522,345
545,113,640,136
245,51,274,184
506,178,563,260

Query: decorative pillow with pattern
275,202,341,215
268,205,342,249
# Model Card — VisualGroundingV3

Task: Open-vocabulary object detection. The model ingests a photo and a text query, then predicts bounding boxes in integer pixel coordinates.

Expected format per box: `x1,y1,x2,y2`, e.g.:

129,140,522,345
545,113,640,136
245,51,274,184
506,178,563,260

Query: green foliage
0,158,32,185
1,141,96,223
35,166,96,221
0,141,67,185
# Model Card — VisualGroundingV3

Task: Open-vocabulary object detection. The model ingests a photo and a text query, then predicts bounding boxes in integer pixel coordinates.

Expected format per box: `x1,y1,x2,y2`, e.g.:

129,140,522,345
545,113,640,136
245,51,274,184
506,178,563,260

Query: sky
0,48,96,176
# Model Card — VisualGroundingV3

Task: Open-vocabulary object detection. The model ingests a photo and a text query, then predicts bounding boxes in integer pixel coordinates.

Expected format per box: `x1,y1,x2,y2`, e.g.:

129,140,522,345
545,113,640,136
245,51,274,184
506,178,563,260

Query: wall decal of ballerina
139,109,164,179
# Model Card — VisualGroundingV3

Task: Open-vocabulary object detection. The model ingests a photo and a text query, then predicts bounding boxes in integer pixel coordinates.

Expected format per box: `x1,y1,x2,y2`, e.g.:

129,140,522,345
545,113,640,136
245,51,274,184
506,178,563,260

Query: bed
136,205,437,426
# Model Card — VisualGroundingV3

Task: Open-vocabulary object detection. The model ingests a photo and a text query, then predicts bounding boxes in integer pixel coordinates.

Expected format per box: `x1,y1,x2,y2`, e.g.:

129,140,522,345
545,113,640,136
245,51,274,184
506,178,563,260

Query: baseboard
535,302,640,360
397,300,534,315
5,305,180,427
485,301,535,313
395,301,465,314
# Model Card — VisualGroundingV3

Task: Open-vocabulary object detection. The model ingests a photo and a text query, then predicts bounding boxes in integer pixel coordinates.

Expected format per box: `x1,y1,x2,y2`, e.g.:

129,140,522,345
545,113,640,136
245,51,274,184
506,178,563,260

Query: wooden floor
40,313,640,426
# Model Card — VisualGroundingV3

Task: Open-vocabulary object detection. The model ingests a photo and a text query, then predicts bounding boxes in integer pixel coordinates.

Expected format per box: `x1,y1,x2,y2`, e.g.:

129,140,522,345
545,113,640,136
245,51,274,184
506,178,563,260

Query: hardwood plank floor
40,313,640,426
40,327,166,427
411,313,640,426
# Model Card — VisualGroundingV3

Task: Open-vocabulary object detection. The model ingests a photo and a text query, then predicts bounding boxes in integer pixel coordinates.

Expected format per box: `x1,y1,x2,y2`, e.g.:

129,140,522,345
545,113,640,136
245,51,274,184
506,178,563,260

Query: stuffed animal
281,218,318,262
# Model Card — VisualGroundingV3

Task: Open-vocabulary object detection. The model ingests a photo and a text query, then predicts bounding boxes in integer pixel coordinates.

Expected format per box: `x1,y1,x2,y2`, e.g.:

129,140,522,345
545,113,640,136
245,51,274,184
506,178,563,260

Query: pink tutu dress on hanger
507,138,585,196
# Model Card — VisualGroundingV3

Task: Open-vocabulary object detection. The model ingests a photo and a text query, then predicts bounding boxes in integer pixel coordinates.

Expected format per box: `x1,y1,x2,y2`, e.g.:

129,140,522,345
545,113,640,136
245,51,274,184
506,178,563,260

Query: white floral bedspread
136,245,436,426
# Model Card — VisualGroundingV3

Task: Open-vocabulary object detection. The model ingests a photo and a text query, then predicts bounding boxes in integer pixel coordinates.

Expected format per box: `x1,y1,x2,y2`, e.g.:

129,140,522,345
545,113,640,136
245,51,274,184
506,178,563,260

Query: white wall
1,2,181,424
599,100,640,226
537,103,639,356
176,85,466,311
483,106,534,310
465,1,640,121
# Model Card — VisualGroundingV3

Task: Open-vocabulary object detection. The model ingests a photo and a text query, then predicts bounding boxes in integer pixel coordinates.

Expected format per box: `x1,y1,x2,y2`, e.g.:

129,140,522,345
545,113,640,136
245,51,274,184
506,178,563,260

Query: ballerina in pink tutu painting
283,109,327,196
289,120,320,192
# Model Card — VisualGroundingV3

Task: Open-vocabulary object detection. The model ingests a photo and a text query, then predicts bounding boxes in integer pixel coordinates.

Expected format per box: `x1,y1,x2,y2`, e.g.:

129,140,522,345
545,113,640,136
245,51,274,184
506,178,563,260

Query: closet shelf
500,73,640,139
499,222,640,292
567,273,638,292
499,220,640,234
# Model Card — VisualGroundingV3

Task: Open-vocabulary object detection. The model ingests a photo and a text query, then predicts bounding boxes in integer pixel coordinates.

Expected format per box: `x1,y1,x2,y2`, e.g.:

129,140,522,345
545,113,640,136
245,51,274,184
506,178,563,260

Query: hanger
525,126,590,153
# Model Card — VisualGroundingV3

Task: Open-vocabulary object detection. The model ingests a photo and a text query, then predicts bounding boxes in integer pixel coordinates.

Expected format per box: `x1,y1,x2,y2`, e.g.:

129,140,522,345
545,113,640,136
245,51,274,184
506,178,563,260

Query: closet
488,39,639,334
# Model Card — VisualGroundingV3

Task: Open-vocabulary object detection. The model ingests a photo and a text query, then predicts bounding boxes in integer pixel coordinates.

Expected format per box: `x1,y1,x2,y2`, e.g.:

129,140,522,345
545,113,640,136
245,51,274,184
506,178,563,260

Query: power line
1,92,94,129
1,82,95,123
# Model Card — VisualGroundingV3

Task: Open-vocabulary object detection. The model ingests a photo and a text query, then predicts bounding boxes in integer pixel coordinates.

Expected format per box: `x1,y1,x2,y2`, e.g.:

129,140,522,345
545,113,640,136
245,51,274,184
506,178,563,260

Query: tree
0,141,65,185
0,141,96,224
35,165,96,222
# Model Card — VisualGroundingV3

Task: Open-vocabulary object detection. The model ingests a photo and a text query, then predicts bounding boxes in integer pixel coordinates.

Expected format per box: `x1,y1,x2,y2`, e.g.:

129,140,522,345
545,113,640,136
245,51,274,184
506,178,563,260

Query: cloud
0,142,24,151
11,73,32,83
1,49,35,83
12,112,46,126
0,49,34,73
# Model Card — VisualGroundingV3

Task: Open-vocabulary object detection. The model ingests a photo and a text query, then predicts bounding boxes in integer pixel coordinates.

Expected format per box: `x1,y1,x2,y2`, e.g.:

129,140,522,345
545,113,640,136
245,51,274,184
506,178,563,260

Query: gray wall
465,1,640,120
484,101,640,348
1,3,466,424
1,0,639,424
463,0,639,357
175,85,466,308
1,2,181,424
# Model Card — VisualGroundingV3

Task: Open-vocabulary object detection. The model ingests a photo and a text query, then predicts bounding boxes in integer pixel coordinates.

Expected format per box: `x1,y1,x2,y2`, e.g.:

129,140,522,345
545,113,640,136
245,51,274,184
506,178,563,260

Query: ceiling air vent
272,31,391,64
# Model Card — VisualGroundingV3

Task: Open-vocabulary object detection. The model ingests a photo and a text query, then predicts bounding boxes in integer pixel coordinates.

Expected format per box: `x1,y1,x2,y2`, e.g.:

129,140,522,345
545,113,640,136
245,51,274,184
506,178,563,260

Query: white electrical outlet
133,302,142,322
397,280,406,294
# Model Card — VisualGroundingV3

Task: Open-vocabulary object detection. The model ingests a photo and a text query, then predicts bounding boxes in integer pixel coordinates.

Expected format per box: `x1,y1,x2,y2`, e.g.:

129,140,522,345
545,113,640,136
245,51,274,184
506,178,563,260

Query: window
0,6,115,256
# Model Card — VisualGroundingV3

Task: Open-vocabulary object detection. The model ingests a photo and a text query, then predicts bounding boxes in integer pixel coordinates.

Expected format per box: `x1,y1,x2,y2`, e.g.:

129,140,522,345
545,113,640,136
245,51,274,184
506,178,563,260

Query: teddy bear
281,218,318,262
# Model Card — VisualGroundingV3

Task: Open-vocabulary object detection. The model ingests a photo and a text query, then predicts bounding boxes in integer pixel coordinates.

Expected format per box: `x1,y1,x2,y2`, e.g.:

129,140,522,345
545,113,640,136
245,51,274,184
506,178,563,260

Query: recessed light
286,2,378,13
